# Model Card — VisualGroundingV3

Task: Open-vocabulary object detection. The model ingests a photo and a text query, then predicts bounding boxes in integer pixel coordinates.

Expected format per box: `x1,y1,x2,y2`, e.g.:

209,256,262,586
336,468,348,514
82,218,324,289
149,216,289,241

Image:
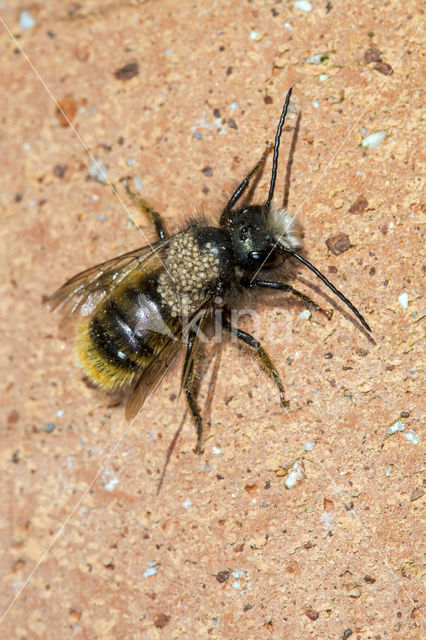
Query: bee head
218,88,301,275
221,204,302,273
217,88,371,331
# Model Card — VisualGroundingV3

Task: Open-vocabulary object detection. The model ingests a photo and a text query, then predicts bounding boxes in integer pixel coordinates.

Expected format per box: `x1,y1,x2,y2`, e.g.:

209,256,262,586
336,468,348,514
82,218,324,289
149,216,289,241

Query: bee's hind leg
124,182,168,240
181,323,205,455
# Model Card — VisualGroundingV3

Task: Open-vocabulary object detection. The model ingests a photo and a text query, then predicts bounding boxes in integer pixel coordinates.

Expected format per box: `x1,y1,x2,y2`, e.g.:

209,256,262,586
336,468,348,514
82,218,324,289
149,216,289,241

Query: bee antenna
281,247,372,332
266,87,293,209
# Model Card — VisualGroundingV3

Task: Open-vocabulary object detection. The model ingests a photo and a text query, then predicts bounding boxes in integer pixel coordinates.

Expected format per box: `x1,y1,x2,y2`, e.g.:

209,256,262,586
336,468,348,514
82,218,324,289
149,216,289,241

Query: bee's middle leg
222,314,288,408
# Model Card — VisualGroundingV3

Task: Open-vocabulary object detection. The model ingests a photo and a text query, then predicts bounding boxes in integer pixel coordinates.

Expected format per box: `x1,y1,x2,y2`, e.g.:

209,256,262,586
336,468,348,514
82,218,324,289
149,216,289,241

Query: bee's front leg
124,182,168,241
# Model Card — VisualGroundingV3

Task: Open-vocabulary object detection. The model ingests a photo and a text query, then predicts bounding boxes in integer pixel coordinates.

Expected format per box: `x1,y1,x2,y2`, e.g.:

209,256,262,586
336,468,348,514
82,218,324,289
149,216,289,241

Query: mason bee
50,88,371,453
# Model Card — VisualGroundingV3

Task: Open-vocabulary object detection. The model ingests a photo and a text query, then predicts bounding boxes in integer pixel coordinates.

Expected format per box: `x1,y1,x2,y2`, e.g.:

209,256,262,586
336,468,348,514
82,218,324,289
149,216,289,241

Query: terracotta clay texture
1,1,423,638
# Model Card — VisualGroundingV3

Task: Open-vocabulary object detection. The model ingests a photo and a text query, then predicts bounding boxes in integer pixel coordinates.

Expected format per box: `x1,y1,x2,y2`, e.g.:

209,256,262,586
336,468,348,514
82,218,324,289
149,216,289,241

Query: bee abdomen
75,271,179,392
76,297,157,392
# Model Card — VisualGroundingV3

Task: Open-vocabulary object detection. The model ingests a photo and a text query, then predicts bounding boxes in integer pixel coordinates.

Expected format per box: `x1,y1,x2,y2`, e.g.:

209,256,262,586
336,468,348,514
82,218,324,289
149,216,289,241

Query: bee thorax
158,231,220,317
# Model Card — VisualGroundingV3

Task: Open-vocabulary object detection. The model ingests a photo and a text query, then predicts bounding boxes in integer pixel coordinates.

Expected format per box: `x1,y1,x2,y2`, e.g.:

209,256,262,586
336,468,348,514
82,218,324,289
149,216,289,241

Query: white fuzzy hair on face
266,204,303,251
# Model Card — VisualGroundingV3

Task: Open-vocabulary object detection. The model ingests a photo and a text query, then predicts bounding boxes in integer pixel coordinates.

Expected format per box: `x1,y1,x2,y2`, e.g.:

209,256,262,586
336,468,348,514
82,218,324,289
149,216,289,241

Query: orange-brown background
1,1,423,638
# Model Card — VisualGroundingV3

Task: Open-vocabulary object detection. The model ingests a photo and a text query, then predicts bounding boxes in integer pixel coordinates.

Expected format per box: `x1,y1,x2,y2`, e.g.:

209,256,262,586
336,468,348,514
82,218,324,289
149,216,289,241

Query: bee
49,88,371,453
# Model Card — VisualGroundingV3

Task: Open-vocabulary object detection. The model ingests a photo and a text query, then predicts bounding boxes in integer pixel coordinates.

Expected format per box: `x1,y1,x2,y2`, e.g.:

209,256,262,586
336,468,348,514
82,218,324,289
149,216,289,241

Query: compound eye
248,250,281,268
248,251,266,262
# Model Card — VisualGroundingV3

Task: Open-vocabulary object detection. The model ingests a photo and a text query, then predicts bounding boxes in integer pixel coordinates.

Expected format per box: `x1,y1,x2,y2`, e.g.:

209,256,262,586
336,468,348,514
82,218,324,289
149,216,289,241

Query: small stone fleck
349,195,368,215
143,566,157,578
154,613,170,628
387,420,405,435
244,483,258,495
374,61,393,76
306,54,328,65
294,0,312,11
398,292,408,309
326,233,351,255
53,164,67,178
102,468,119,491
216,570,229,583
19,11,36,30
362,131,387,149
364,47,381,64
132,176,143,191
44,422,55,433
56,97,77,127
304,608,319,620
114,62,139,80
88,158,108,183
299,309,311,320
405,430,420,445
285,460,305,489
302,441,315,451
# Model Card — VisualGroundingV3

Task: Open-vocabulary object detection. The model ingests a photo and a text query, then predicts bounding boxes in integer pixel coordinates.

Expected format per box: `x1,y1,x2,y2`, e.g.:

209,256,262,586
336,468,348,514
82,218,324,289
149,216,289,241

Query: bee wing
125,339,182,421
126,306,213,422
48,238,171,319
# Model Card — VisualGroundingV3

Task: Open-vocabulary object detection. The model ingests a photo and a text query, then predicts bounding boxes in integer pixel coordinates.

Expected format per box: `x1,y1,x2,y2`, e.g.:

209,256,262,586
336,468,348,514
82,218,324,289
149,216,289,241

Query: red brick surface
1,1,423,638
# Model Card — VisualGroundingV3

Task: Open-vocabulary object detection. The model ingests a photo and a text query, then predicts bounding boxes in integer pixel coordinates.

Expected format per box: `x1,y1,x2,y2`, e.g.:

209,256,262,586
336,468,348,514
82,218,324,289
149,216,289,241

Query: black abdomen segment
89,312,140,372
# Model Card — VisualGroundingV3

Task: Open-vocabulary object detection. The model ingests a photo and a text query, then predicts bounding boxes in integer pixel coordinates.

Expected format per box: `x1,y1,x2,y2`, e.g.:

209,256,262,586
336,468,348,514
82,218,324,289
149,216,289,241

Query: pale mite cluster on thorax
49,88,371,454
158,231,222,318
